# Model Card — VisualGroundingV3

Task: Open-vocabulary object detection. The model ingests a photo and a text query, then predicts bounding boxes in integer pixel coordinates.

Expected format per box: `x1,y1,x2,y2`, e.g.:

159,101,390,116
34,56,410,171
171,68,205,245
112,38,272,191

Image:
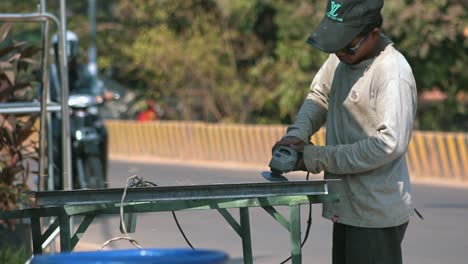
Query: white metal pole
59,0,72,191
38,1,50,192
88,0,97,76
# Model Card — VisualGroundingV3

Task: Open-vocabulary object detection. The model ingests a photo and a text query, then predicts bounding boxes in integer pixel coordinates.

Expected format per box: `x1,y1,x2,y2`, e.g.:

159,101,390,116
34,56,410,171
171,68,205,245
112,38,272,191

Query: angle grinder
261,145,300,182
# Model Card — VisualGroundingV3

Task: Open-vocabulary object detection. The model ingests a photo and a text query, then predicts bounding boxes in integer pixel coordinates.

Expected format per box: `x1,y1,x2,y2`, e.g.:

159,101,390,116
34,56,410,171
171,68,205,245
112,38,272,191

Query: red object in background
137,99,159,122
137,109,157,121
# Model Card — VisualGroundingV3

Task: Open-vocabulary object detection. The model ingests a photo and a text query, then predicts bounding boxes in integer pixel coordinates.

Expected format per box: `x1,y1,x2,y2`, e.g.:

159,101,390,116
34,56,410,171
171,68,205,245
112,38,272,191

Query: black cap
306,0,383,53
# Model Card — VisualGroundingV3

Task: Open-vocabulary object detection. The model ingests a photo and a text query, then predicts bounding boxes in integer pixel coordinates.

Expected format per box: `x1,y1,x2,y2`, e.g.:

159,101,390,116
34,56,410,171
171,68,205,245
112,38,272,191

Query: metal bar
36,180,331,207
40,217,60,245
59,214,72,252
240,207,253,264
60,0,72,191
262,206,290,232
88,0,97,75
0,207,63,219
0,13,56,22
42,0,56,193
71,214,95,249
290,205,302,264
217,208,241,236
47,110,55,191
62,195,330,216
42,224,60,250
42,226,60,250
30,217,43,254
41,4,58,255
45,19,56,192
39,18,51,192
0,194,338,219
0,102,61,114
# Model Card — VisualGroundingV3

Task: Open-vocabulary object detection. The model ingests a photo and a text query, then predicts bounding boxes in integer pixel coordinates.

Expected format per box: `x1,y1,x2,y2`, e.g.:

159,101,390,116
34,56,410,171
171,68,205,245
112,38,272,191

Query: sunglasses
342,33,370,55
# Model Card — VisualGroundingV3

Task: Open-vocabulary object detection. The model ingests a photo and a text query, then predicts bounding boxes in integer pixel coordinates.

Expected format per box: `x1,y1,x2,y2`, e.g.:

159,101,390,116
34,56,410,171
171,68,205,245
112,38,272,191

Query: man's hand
272,136,306,153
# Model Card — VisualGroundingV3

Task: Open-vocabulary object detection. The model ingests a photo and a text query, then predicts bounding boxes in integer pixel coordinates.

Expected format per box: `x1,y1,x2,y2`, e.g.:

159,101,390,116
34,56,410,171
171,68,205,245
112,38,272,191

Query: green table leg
290,205,302,264
59,214,72,252
240,207,253,264
121,213,137,233
30,217,43,254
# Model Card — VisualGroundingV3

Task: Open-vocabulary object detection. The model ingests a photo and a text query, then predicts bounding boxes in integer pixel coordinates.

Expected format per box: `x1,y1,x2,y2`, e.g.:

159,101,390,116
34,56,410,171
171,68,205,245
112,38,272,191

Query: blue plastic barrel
31,248,229,264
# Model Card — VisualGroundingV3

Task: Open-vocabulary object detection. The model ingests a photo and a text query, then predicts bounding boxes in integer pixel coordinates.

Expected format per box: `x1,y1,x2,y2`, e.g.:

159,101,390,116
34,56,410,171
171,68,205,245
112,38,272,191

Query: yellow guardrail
106,120,468,183
406,131,468,183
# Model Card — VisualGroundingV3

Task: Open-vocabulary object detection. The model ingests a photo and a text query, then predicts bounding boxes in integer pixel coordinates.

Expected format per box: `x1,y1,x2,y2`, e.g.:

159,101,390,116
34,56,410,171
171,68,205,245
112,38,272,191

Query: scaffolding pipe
40,0,56,192
0,12,71,191
88,0,97,75
41,0,59,255
39,16,50,192
59,0,72,191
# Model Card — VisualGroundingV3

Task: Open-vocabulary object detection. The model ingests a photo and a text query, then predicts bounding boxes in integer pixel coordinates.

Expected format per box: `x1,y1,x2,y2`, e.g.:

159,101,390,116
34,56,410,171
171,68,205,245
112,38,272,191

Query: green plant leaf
0,61,15,86
0,23,12,42
20,46,41,60
18,58,38,73
0,42,25,59
7,53,21,64
5,115,16,146
11,83,31,94
16,120,38,143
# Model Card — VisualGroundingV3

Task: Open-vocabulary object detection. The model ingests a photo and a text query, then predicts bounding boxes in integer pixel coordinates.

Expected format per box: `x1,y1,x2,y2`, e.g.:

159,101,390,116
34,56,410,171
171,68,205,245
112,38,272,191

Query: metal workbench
0,180,338,264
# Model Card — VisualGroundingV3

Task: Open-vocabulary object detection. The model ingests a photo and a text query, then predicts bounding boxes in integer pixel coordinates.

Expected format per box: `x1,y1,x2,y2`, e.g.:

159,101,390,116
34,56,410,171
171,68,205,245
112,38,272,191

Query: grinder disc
261,171,289,182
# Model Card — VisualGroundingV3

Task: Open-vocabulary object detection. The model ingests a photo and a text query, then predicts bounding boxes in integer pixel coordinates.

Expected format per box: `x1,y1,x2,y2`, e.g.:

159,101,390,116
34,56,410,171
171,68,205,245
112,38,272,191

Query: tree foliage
94,0,329,123
1,0,466,129
384,0,467,130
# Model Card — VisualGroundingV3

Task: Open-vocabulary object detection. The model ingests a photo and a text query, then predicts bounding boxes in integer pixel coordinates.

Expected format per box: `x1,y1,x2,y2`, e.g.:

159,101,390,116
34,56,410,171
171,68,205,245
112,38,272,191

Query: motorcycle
67,92,108,189
47,30,115,190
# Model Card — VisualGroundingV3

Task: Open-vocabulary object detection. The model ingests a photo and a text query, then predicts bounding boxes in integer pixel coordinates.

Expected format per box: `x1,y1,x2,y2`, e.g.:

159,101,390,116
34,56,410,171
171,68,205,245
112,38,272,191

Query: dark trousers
332,222,409,264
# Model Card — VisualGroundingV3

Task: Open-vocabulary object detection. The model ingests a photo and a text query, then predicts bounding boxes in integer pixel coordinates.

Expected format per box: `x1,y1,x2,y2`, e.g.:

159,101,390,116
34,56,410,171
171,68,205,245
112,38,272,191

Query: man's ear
371,27,380,37
367,28,380,43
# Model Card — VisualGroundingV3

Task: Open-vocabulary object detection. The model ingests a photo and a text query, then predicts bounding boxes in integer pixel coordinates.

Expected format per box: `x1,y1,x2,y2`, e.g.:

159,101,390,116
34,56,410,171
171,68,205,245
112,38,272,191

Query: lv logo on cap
327,1,343,22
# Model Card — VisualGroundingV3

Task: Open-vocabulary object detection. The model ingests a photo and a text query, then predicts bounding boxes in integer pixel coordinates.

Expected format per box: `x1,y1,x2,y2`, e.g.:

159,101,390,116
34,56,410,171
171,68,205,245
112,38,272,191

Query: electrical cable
172,211,195,249
100,172,314,262
279,171,313,264
99,175,145,250
99,175,196,250
140,179,196,248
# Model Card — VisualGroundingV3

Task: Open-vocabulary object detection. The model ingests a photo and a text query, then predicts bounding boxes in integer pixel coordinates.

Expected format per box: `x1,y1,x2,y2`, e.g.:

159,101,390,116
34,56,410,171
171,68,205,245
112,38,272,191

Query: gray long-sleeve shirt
286,40,417,227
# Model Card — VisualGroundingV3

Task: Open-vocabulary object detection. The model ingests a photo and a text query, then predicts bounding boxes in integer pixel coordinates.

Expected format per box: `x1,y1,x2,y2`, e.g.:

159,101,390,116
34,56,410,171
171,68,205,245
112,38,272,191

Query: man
273,0,417,263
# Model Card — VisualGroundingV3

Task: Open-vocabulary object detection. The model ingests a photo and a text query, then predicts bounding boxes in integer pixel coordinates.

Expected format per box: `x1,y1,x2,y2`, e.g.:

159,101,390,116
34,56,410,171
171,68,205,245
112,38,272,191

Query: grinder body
268,145,299,177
